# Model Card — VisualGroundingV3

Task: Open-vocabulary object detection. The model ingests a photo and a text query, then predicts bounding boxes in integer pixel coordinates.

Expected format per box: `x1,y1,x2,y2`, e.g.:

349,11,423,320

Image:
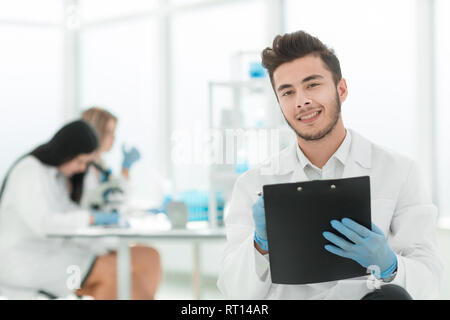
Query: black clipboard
262,176,371,285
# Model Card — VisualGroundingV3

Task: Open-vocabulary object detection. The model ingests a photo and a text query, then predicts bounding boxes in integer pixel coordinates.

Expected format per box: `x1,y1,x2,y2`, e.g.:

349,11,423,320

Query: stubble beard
283,92,341,142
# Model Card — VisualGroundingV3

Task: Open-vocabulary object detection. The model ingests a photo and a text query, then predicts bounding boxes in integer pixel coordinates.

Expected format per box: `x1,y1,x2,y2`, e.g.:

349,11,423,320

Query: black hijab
0,120,99,203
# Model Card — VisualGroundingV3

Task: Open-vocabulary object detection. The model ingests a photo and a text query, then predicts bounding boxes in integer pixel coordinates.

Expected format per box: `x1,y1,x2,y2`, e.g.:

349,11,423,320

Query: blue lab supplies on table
179,190,224,223
154,191,224,224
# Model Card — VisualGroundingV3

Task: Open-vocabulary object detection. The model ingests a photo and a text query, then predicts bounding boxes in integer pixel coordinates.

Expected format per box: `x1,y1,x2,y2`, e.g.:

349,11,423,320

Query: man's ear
337,78,348,103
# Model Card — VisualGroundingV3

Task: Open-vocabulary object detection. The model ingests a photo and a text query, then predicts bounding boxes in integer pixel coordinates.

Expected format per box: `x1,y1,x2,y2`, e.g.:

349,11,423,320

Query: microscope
86,162,126,213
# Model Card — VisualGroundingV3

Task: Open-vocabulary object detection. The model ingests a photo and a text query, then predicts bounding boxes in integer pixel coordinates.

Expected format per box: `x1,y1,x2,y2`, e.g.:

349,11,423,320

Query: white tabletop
46,226,227,240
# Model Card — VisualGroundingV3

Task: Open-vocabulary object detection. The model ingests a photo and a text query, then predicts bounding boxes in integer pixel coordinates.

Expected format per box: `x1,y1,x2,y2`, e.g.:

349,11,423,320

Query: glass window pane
80,20,162,203
170,0,267,191
0,26,64,180
0,0,63,23
79,0,158,22
169,0,204,6
285,0,417,160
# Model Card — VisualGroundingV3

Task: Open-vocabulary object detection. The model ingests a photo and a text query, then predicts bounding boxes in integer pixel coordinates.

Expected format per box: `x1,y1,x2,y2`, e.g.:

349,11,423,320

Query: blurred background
0,0,449,299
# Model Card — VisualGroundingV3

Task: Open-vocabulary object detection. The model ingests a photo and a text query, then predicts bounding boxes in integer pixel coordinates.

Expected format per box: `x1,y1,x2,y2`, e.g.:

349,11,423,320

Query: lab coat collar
295,129,352,170
261,128,371,176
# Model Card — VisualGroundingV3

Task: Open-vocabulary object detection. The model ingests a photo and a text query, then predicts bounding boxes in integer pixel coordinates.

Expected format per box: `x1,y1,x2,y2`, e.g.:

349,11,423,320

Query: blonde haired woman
80,107,162,299
82,107,139,179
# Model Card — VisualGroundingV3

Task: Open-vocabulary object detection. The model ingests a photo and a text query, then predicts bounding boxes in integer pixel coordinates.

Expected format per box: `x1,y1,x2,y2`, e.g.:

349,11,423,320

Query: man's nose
295,91,312,108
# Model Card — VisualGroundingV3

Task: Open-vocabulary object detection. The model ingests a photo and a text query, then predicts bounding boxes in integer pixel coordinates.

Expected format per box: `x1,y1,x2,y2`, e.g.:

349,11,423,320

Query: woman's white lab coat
217,129,443,300
0,156,109,297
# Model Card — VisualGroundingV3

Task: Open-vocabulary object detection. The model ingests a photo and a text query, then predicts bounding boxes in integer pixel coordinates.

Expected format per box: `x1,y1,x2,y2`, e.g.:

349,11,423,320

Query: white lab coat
0,156,111,297
217,129,443,300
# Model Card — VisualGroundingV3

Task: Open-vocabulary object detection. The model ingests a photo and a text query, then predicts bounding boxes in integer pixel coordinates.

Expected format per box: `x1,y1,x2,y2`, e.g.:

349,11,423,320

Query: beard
283,91,341,141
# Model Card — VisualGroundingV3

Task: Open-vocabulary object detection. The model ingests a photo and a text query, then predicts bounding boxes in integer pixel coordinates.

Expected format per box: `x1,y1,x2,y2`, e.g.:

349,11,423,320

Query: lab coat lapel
291,163,309,183
279,142,309,183
261,142,308,183
342,129,372,179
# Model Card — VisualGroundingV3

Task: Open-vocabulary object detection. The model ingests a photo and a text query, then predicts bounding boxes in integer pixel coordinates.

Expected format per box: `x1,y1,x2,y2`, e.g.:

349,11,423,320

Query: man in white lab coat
217,30,442,299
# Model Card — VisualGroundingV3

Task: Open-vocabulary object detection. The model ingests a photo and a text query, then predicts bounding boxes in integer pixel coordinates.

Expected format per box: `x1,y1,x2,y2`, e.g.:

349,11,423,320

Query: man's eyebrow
277,75,324,92
277,84,293,92
302,74,324,83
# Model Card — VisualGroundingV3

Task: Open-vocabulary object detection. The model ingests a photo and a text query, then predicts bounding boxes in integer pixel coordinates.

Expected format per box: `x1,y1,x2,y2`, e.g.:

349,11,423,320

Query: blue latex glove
92,211,120,226
322,218,397,279
253,195,268,251
121,145,141,170
99,168,112,183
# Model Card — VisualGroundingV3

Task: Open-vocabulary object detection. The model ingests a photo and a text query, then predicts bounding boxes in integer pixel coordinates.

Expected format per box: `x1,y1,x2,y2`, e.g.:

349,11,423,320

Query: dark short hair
261,30,342,92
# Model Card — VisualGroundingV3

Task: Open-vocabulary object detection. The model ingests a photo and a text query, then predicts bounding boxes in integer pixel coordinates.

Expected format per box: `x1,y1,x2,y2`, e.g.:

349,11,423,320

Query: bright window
0,0,63,23
80,20,163,203
0,12,63,180
170,0,267,191
79,0,158,23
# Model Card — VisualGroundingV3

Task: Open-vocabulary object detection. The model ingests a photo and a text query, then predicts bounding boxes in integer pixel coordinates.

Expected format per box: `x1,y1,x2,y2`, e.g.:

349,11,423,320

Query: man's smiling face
273,54,347,141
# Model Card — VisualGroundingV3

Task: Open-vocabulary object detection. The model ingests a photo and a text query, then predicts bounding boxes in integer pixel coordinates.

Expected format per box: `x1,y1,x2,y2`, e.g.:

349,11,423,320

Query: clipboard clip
296,184,337,191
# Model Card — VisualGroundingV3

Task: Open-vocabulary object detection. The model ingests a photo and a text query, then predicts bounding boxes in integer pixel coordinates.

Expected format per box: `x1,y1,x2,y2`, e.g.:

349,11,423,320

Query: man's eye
282,90,293,96
308,83,319,88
